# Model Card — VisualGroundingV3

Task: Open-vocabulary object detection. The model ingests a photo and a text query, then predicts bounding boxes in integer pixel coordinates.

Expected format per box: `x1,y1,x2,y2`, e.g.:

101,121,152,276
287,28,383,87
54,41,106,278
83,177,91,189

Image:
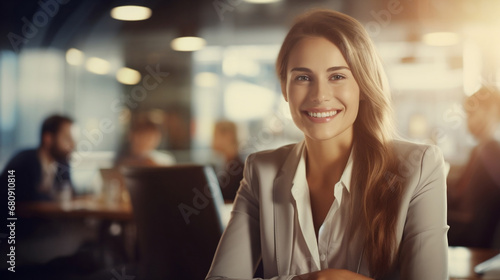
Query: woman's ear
281,81,288,102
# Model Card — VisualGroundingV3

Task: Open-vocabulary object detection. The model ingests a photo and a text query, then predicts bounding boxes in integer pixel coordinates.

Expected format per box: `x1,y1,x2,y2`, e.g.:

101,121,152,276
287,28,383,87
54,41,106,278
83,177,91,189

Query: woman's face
282,36,360,143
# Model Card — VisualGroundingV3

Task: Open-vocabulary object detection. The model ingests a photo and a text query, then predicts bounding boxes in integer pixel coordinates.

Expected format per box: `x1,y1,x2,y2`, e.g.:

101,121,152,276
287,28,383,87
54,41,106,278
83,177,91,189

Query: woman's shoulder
248,141,299,159
245,141,303,169
391,139,446,190
391,139,444,162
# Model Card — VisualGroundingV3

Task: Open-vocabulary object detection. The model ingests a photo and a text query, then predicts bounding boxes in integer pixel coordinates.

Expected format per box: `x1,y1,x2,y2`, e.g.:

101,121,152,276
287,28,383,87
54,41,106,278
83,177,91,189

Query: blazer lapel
273,140,305,274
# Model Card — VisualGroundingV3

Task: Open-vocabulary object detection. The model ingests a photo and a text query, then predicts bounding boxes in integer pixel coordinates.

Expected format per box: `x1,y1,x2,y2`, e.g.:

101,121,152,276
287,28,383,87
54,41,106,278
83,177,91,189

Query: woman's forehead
287,36,349,70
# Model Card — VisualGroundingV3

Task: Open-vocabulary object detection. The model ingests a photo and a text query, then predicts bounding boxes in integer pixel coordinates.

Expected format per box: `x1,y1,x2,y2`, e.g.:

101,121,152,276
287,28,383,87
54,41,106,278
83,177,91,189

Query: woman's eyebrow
290,66,351,72
327,66,350,72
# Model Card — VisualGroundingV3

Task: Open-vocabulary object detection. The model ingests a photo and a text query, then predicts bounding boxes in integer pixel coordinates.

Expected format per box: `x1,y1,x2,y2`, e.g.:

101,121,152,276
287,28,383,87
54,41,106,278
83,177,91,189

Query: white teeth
307,110,339,118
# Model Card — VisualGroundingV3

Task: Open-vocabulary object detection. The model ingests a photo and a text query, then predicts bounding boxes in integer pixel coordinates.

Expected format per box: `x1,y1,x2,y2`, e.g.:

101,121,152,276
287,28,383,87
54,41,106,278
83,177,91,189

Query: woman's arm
206,155,295,280
398,145,449,280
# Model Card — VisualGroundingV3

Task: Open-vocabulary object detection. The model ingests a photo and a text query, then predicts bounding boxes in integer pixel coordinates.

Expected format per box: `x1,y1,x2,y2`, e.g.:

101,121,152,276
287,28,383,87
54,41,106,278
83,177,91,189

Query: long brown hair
276,9,404,277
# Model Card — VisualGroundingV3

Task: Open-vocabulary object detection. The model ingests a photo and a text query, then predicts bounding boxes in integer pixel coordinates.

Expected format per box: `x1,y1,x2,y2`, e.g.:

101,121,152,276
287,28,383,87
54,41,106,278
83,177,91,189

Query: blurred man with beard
0,114,75,201
0,116,104,276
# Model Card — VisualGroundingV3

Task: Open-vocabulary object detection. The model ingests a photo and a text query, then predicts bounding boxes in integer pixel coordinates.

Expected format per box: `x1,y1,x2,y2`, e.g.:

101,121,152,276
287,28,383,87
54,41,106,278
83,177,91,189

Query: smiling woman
283,37,360,143
206,9,448,280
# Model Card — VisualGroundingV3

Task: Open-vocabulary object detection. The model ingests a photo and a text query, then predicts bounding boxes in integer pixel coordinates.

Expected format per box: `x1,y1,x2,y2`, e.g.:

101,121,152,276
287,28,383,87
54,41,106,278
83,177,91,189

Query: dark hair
130,119,159,134
40,115,73,145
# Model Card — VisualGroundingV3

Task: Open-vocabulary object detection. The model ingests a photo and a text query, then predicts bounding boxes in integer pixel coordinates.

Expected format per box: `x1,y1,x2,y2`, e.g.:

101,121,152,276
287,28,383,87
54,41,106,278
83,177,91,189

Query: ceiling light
422,32,460,46
66,48,84,66
110,5,152,21
85,57,111,75
244,0,281,3
116,67,141,85
170,36,206,52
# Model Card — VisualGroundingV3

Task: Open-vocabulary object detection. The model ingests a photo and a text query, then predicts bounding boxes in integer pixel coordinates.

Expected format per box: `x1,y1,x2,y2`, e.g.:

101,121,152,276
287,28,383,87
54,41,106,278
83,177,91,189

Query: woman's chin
304,131,341,142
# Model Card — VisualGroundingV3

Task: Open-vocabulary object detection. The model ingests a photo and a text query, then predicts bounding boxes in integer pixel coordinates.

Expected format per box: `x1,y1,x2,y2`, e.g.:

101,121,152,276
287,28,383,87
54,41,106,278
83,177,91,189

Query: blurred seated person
0,114,75,202
212,121,244,201
0,115,103,273
447,86,500,248
114,119,175,167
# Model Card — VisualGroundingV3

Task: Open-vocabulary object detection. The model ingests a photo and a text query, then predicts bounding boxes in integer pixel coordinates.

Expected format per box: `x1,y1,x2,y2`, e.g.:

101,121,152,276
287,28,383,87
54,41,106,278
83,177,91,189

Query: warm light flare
170,37,206,52
66,48,84,66
110,5,151,21
116,67,141,85
85,57,111,75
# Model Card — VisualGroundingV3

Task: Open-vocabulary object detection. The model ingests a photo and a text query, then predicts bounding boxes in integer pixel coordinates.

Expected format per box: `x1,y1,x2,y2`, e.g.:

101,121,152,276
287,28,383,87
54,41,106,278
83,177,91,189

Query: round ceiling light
170,36,206,52
111,5,152,21
116,67,141,85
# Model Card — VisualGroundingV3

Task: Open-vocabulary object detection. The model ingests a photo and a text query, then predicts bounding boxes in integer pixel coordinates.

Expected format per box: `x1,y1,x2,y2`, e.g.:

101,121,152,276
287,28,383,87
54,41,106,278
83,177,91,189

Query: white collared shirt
289,146,355,274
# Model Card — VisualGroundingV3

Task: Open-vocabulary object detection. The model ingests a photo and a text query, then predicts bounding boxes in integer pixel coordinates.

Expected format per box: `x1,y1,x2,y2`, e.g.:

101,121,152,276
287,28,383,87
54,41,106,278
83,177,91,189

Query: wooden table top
449,246,500,280
17,196,133,221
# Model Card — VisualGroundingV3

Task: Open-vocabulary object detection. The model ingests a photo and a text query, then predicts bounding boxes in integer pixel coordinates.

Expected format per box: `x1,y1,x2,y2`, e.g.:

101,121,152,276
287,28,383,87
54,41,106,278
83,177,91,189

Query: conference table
17,195,134,221
16,198,500,279
17,195,233,224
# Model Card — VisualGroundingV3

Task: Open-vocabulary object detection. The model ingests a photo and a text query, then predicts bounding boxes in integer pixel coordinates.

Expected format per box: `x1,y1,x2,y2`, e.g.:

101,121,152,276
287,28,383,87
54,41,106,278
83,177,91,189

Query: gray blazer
207,140,449,280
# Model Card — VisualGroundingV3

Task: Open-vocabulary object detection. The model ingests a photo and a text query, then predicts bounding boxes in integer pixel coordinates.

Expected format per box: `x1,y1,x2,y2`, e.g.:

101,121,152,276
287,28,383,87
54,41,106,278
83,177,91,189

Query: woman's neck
304,128,353,186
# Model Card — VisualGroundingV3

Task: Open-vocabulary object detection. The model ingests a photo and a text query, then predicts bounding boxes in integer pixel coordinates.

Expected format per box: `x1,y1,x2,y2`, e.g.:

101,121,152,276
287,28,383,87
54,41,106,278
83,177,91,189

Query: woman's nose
310,79,331,103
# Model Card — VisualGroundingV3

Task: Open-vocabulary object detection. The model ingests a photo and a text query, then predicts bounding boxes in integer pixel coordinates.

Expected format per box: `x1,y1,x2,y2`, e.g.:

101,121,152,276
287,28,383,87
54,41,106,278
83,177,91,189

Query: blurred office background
1,0,500,176
1,0,500,279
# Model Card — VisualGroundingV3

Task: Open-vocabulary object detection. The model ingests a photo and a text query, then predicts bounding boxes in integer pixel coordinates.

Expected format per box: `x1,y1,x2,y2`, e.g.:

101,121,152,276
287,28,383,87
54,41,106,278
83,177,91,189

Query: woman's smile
302,108,343,123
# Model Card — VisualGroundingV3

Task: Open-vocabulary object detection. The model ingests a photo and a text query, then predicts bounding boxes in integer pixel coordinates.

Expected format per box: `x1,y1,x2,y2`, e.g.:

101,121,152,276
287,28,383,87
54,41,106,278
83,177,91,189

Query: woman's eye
296,75,310,81
331,74,345,80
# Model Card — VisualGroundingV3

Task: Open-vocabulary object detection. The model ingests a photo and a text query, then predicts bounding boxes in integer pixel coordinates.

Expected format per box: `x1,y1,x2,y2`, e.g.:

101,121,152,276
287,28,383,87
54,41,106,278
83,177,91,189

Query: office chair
122,165,225,280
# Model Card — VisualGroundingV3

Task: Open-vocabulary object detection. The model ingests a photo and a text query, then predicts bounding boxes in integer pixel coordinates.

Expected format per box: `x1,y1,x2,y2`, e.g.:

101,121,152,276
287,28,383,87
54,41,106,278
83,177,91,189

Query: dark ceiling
0,0,494,72
0,0,478,49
